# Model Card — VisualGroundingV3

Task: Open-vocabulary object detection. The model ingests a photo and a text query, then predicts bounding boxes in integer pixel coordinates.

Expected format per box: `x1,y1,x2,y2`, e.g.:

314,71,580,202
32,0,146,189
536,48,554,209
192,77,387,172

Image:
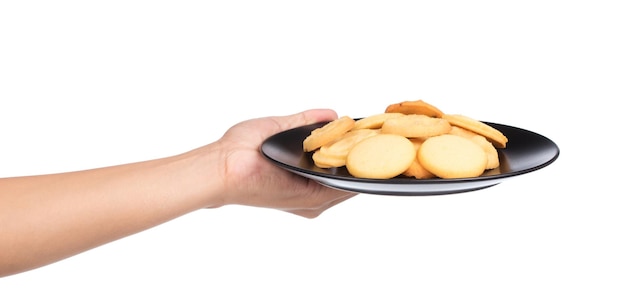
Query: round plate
261,121,559,196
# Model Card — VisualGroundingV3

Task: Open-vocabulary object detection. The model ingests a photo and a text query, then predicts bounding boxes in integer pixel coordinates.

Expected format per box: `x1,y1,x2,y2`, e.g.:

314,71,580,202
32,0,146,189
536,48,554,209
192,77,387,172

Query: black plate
261,121,559,196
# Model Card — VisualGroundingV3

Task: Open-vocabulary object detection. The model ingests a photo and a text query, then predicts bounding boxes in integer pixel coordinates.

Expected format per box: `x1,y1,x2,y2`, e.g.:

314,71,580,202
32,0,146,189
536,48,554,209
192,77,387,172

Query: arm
0,109,356,277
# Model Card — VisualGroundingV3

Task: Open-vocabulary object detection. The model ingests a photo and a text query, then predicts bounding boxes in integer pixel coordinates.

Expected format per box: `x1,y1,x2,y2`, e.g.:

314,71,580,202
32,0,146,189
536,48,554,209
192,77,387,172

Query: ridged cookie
384,100,445,118
442,114,508,148
302,116,355,152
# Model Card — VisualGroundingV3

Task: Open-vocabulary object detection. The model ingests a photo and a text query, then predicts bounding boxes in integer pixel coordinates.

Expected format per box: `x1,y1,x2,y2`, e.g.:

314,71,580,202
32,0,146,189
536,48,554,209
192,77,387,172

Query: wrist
174,142,228,210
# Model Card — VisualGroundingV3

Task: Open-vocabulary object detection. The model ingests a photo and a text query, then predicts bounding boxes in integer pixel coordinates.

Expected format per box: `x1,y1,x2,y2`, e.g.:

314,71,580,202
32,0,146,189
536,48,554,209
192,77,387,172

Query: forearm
0,144,224,277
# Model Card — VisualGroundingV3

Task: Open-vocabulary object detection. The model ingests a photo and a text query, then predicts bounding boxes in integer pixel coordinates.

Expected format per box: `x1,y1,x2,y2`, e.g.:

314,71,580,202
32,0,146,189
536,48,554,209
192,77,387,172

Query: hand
214,109,357,218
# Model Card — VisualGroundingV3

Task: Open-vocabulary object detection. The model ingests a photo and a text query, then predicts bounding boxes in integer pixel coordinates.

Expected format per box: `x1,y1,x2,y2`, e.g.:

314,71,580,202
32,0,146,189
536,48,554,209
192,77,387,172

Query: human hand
214,109,357,218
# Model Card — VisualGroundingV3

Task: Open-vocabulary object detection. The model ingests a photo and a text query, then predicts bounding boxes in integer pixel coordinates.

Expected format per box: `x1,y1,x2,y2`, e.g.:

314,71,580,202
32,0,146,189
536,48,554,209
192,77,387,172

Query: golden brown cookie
312,150,346,168
381,114,452,138
442,114,508,148
302,116,355,152
353,113,405,130
346,134,415,179
384,100,445,118
418,134,487,179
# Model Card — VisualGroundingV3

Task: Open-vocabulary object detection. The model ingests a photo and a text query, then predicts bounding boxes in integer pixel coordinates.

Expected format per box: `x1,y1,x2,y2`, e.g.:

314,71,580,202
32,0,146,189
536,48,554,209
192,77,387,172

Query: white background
1,1,624,306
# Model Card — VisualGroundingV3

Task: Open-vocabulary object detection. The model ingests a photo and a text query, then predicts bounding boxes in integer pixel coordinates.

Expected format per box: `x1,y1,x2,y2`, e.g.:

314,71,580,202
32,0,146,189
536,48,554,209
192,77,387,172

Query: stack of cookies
302,100,508,179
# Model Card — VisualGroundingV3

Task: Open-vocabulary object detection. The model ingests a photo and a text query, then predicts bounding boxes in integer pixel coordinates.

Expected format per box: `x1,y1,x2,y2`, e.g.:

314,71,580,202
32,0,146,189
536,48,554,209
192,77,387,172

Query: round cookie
381,114,451,138
418,134,487,179
346,134,415,179
353,113,405,130
442,114,508,148
302,116,355,152
384,100,445,118
312,150,346,168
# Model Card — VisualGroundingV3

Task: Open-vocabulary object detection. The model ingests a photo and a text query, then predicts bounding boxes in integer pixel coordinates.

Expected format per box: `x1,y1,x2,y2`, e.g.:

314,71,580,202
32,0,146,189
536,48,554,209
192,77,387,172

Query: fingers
285,191,357,219
272,109,339,133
